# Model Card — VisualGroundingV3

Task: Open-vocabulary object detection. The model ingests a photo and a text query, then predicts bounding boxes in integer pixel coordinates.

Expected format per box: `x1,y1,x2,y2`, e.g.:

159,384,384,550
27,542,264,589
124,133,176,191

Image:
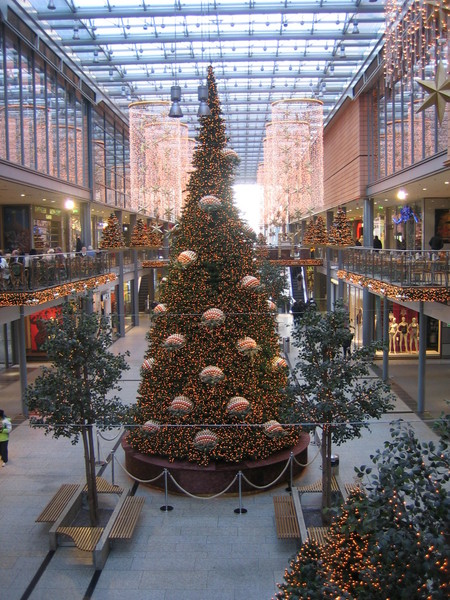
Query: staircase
290,266,308,303
138,274,150,312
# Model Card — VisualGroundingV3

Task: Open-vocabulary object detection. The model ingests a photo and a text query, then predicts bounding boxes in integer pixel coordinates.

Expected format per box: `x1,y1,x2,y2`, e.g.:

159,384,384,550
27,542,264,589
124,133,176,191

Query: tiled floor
0,313,447,599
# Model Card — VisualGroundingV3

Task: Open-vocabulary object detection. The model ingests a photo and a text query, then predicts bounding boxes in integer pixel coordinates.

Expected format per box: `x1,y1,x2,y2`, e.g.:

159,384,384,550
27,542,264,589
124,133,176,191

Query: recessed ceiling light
397,189,407,200
42,198,47,201
50,200,55,203
423,188,427,191
20,193,25,197
384,198,388,202
445,181,449,185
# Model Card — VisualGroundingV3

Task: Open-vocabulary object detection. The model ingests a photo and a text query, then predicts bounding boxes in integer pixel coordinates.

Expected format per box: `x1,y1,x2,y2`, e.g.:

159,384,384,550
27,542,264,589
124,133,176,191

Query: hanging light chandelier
261,98,324,237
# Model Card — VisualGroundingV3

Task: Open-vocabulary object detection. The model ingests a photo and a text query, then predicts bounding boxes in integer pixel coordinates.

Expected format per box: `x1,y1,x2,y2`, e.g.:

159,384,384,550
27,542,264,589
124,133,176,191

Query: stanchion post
234,471,247,514
286,452,294,491
95,430,106,466
160,468,174,512
111,449,115,486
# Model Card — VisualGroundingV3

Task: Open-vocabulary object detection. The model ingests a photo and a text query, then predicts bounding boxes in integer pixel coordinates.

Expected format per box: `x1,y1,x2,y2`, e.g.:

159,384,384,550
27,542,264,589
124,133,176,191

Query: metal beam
93,71,355,84
81,53,362,66
64,31,380,46
37,4,385,21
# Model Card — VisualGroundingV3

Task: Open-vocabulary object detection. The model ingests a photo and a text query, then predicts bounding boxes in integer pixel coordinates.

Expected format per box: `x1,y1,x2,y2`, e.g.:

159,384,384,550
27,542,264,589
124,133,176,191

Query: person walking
0,409,12,466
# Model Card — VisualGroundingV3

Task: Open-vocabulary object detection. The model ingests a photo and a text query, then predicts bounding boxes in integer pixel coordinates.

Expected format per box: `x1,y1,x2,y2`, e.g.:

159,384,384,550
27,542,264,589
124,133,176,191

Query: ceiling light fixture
169,24,183,118
197,84,211,117
169,85,183,118
47,0,56,9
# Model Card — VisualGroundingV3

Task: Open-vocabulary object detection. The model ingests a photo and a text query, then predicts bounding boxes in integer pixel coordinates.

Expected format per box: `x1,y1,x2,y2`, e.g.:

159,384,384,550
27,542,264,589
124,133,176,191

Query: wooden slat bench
273,495,301,539
109,496,145,539
36,484,81,523
307,526,330,546
344,481,365,496
83,476,123,495
56,526,104,552
94,492,145,568
297,476,339,495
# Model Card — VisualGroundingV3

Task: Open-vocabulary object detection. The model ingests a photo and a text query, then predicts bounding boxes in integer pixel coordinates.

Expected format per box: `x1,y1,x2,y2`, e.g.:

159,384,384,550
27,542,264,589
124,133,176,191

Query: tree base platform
122,433,310,495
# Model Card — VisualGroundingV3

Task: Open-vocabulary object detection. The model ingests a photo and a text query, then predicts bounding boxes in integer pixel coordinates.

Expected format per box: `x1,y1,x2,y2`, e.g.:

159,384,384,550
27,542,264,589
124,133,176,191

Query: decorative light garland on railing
337,270,450,303
268,258,323,266
142,259,170,268
0,273,116,307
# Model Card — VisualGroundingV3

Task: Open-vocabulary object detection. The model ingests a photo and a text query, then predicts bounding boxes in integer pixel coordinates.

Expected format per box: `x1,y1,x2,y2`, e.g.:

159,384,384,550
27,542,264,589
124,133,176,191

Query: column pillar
418,301,427,415
114,210,125,337
18,306,28,417
362,197,375,345
382,297,389,382
130,214,139,327
363,197,374,248
80,203,92,248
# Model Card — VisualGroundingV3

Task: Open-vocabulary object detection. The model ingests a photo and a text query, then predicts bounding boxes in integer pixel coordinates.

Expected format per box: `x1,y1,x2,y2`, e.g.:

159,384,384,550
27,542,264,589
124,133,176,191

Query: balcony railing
339,248,449,288
0,248,152,294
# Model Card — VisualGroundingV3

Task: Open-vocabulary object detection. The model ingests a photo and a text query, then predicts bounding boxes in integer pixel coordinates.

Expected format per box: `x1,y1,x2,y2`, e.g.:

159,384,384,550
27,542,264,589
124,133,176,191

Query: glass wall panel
57,77,68,180
66,89,76,184
377,84,386,179
105,117,115,206
5,36,20,164
74,94,87,186
21,47,35,170
115,129,125,208
0,28,6,160
47,67,57,178
35,55,48,174
93,109,106,203
371,63,448,181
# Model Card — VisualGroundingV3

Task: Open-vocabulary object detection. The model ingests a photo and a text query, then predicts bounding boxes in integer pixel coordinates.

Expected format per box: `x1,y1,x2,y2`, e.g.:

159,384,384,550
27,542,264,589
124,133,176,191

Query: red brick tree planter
122,433,310,495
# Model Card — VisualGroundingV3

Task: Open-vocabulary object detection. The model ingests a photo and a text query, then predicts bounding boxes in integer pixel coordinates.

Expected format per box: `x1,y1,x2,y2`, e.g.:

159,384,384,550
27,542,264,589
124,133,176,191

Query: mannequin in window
397,316,408,352
389,317,398,353
408,317,419,352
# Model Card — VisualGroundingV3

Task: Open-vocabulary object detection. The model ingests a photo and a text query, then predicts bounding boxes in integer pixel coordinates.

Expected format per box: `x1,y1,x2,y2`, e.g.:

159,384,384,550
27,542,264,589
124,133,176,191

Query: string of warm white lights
261,99,324,237
384,0,448,86
129,101,194,220
337,270,450,303
0,274,117,307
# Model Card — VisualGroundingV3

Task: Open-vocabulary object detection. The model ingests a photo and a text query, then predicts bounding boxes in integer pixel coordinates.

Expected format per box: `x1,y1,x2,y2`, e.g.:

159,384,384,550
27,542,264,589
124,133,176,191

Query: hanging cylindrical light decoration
261,98,323,240
129,100,190,220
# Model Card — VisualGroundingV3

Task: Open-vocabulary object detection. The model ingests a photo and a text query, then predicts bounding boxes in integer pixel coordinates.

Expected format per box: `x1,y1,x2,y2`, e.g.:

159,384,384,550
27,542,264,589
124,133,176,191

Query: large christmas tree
127,66,300,465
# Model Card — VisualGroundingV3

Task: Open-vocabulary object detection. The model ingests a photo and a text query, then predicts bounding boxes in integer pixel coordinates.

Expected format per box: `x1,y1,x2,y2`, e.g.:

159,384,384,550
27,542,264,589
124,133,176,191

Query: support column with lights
114,210,125,337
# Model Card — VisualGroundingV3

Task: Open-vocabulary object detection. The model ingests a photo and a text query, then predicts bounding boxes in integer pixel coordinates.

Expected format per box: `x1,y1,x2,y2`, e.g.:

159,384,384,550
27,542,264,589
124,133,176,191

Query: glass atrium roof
22,0,387,183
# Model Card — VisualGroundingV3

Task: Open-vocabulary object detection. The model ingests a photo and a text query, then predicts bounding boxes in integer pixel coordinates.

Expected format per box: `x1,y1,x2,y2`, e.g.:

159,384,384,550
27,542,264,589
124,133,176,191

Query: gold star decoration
417,61,450,125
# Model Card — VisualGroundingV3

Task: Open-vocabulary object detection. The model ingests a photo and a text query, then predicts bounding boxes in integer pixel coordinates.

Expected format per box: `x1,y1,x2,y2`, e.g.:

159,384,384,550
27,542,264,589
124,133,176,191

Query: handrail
334,248,449,289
